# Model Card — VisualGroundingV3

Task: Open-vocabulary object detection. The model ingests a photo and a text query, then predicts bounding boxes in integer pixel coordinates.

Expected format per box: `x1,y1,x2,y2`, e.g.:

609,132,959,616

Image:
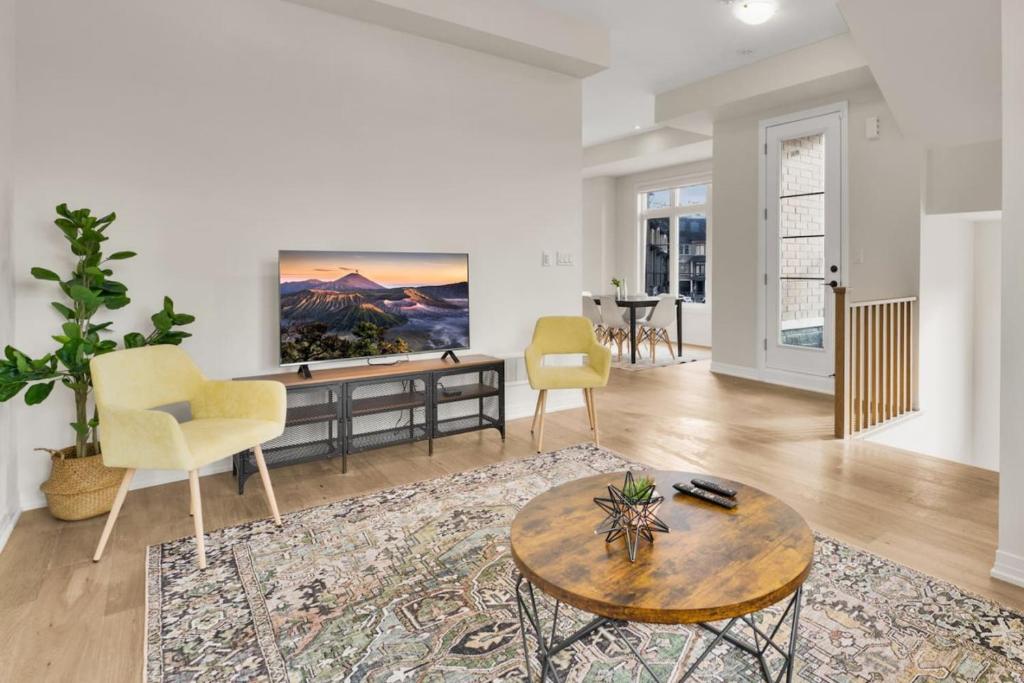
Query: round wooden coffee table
510,470,814,682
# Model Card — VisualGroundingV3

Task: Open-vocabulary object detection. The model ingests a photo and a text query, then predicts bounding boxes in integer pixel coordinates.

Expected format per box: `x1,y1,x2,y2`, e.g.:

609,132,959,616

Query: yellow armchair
524,316,612,452
90,345,286,569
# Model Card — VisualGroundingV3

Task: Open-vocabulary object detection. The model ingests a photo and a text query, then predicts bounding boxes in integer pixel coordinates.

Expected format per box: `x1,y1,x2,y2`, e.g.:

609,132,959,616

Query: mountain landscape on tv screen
279,272,469,363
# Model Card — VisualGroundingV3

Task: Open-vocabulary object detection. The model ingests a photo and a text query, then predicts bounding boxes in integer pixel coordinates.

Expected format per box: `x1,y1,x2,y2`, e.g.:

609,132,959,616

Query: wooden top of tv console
237,354,503,388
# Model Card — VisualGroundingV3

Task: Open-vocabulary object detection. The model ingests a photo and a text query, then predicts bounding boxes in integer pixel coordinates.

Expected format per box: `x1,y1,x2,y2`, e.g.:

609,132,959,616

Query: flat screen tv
278,250,469,366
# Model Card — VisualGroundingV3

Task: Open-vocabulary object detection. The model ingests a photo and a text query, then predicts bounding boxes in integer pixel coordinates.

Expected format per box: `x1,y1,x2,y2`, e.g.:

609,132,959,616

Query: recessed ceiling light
634,125,642,130
732,1,776,25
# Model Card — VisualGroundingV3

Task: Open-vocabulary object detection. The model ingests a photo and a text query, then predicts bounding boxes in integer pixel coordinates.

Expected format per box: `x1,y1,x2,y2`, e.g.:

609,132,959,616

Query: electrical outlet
541,251,553,267
556,251,574,266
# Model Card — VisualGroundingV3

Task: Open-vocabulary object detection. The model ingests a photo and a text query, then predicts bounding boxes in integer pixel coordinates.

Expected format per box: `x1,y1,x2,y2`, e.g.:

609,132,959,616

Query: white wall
711,85,921,374
0,0,18,548
926,140,1002,215
581,176,615,294
869,215,998,468
973,220,1001,471
994,0,1024,587
12,0,584,509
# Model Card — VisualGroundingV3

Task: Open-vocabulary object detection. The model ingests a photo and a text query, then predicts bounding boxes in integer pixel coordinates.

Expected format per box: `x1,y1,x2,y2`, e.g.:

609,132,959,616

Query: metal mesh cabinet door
345,376,429,454
233,384,341,493
432,364,504,438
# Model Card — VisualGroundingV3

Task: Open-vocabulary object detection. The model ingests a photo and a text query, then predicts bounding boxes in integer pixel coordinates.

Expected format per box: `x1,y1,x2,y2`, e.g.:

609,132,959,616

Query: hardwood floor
1,359,1019,681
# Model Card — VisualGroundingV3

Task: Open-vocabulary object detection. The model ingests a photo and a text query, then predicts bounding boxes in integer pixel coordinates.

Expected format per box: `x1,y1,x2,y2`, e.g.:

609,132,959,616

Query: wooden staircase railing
833,287,917,438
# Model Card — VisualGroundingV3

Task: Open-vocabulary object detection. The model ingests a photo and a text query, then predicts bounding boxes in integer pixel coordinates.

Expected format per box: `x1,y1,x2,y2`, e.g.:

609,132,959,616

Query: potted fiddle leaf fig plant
0,204,195,520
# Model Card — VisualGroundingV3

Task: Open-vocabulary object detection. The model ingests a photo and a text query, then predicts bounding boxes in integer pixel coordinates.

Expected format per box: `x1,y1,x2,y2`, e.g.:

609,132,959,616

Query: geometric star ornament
594,471,670,562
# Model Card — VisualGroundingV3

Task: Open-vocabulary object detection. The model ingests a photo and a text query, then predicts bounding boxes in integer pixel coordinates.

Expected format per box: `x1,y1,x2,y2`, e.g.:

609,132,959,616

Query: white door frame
756,102,848,392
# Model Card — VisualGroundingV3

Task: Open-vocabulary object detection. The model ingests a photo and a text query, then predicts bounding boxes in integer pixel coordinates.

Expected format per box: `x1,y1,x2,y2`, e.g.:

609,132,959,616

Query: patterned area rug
146,445,1024,681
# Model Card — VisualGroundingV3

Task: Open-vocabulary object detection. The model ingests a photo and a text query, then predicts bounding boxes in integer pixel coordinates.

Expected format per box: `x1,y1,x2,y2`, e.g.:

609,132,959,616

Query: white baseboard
0,507,20,553
992,549,1024,587
18,380,584,511
709,361,834,395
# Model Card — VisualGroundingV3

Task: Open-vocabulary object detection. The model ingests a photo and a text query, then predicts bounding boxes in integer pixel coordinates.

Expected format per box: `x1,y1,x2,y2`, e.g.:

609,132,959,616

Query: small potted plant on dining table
0,204,195,520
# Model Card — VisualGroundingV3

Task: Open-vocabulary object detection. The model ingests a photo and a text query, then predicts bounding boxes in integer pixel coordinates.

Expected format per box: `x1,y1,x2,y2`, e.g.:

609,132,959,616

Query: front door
764,110,843,377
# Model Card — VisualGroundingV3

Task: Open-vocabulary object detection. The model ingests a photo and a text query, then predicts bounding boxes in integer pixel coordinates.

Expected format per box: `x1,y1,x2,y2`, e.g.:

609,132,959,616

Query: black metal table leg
515,572,803,683
629,306,638,364
676,299,683,356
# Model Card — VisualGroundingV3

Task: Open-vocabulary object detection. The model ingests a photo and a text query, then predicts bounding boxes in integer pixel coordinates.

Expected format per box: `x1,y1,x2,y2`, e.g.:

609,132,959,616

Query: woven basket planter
39,448,125,521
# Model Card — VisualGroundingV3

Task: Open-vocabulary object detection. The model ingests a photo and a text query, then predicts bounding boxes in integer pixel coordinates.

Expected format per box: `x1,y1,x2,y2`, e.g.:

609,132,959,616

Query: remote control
673,482,737,509
691,479,737,498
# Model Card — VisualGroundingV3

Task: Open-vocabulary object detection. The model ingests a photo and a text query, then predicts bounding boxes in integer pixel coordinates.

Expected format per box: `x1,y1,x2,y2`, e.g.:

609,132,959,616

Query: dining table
593,294,684,365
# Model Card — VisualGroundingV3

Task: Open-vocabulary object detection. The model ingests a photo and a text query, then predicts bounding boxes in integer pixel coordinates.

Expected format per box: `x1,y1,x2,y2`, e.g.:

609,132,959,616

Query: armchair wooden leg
93,468,135,562
588,389,601,446
535,389,548,453
530,391,543,435
664,329,676,358
584,388,598,444
583,389,595,432
253,444,282,526
188,470,206,570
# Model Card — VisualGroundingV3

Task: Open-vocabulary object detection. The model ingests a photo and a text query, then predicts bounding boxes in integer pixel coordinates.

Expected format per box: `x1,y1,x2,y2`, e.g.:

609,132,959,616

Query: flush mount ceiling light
730,0,777,25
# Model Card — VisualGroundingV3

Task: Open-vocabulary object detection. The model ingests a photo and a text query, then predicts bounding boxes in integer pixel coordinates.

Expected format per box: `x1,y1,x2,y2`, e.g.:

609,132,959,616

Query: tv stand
232,355,505,493
441,350,461,363
296,364,313,379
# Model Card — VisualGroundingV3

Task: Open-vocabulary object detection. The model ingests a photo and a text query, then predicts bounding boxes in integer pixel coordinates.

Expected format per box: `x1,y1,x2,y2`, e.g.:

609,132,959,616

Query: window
639,182,711,303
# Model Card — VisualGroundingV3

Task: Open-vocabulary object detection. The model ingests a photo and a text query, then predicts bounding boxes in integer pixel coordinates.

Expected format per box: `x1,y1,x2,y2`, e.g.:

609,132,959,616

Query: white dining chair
639,294,678,364
581,295,606,342
598,297,631,360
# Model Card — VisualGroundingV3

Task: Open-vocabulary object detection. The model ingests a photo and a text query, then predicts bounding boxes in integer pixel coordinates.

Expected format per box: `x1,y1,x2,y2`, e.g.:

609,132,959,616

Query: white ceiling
533,0,850,145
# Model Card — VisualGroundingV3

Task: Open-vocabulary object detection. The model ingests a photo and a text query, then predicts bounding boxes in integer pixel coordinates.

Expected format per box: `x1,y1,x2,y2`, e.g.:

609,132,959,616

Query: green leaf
151,310,173,332
68,284,102,307
62,322,81,339
88,322,113,334
54,218,77,240
30,267,61,281
107,251,136,260
101,281,127,294
123,332,146,349
24,381,55,405
154,331,192,345
0,381,26,402
70,421,90,436
55,203,72,219
163,296,174,314
104,295,130,310
171,313,195,325
51,302,75,319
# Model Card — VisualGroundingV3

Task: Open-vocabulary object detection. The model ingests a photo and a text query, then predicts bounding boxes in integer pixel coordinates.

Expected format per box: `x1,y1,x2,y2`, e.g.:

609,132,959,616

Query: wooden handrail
835,290,916,438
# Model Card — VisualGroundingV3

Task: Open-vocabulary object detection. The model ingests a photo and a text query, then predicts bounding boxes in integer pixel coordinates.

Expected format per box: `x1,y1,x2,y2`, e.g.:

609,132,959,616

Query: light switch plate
865,116,880,140
556,251,574,266
541,251,553,267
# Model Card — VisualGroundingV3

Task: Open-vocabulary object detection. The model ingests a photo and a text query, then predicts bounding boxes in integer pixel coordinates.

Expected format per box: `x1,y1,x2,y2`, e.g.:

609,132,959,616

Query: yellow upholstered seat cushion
178,418,285,469
527,365,608,390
